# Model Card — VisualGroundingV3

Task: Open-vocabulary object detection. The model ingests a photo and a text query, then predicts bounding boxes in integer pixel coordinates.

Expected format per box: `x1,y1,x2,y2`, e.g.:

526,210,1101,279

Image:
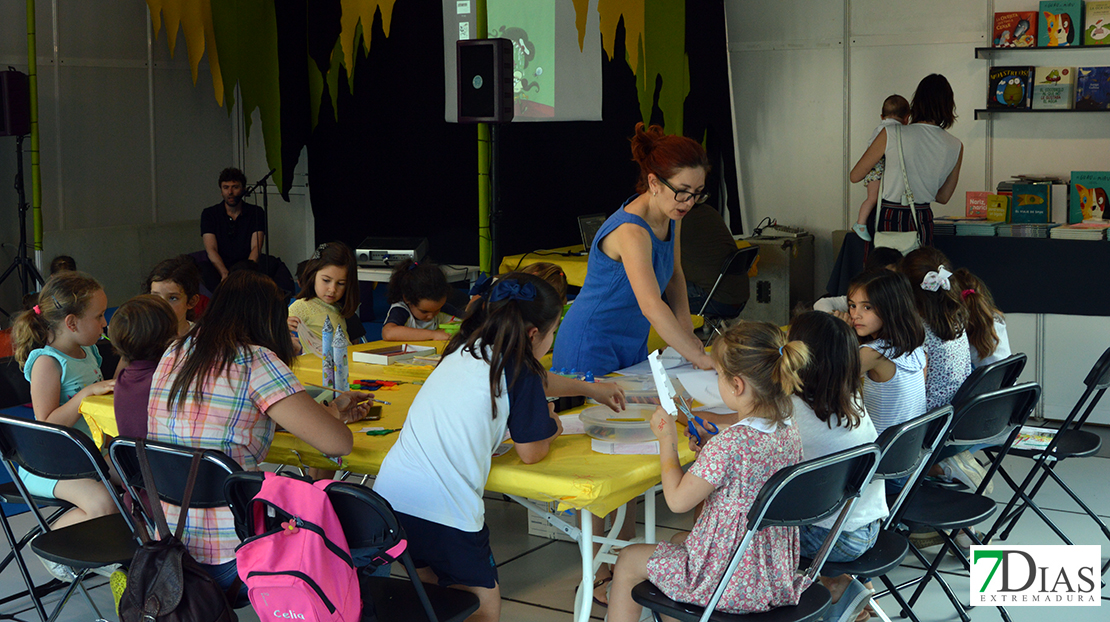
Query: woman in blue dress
554,123,714,376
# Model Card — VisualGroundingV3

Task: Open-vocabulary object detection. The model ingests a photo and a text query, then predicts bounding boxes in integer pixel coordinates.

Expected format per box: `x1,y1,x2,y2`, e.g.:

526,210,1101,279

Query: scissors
648,351,719,446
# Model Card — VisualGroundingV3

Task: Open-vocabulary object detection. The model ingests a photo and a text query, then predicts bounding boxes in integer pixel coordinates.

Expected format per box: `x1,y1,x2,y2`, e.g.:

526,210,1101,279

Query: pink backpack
235,473,361,622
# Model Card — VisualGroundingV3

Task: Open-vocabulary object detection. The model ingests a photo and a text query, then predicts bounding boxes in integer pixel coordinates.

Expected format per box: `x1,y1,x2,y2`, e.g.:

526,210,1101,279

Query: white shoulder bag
872,124,921,254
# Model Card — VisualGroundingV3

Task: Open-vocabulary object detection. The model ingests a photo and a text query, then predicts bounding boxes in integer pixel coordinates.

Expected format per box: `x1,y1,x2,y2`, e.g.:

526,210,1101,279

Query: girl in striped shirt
846,270,927,436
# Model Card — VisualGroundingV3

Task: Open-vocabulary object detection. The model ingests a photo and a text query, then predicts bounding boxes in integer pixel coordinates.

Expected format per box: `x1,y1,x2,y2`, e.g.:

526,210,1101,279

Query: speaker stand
0,135,44,319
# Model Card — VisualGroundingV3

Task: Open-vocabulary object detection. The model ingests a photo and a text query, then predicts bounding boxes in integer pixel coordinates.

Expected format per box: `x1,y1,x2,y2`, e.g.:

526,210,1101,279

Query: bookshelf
975,45,1110,119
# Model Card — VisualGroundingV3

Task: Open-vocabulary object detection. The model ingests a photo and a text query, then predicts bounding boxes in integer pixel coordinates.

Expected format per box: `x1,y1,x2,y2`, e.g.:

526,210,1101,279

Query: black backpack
119,442,238,622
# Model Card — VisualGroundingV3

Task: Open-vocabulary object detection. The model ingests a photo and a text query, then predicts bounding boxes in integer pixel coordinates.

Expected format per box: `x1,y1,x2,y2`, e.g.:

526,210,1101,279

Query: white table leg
645,484,658,544
576,509,593,622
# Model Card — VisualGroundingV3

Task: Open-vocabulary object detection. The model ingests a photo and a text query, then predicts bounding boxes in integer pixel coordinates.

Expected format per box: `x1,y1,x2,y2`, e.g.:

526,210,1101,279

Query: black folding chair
0,413,137,622
630,443,882,622
225,472,480,622
893,383,1040,622
806,406,954,622
983,347,1110,575
950,354,1027,409
697,245,758,339
106,437,243,538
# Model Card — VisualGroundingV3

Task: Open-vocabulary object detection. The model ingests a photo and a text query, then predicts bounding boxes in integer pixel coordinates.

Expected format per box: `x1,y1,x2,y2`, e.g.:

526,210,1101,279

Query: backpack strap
136,440,204,542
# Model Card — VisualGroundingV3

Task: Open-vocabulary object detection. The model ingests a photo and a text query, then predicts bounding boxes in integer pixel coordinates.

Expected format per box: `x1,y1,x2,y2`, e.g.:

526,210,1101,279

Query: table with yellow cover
499,239,756,288
80,340,695,622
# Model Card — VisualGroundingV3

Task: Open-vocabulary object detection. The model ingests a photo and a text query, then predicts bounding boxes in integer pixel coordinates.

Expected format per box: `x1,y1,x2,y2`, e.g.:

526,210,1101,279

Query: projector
355,237,428,268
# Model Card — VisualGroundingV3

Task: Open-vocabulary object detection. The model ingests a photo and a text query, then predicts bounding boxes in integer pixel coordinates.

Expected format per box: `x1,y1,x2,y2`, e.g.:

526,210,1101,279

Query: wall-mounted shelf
975,46,1110,59
975,108,1110,119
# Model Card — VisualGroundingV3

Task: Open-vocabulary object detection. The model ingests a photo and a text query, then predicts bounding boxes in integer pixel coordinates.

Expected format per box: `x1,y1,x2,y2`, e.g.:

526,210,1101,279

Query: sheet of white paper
615,351,691,376
559,414,585,435
673,369,726,408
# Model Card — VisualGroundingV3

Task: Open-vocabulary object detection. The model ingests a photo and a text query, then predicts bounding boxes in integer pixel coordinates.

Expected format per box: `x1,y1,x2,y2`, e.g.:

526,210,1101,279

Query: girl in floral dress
607,321,812,619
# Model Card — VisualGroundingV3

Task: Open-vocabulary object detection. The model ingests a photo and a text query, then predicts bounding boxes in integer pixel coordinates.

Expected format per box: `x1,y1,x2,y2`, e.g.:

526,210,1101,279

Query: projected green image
489,0,555,118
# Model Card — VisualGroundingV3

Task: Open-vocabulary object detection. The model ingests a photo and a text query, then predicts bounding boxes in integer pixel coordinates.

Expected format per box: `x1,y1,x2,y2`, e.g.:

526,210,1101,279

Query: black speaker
456,38,514,124
0,69,30,137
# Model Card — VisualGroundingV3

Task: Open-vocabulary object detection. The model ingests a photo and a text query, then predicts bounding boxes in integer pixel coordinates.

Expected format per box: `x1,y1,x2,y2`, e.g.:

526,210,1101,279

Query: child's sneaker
939,454,983,492
36,555,75,583
852,223,872,241
110,569,127,614
954,451,993,494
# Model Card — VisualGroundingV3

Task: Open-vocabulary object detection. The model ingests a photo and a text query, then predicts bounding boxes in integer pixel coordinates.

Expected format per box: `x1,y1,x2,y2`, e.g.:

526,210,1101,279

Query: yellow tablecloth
80,341,694,518
499,240,756,288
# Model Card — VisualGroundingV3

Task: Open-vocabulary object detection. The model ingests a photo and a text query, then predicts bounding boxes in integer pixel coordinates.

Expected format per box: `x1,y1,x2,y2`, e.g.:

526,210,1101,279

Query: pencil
304,382,392,406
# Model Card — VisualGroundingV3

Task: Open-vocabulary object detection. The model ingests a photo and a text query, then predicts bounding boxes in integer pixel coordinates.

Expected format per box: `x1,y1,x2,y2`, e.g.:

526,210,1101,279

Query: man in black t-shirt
199,167,267,291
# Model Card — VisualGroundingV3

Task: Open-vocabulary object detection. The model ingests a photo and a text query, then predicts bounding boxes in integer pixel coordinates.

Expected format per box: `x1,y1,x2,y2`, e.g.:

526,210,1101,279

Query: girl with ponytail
952,268,1010,367
608,321,813,619
11,272,118,579
374,273,565,621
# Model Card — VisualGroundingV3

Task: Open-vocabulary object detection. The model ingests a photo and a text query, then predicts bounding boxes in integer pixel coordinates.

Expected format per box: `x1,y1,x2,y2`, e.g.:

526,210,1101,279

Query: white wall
0,1,313,316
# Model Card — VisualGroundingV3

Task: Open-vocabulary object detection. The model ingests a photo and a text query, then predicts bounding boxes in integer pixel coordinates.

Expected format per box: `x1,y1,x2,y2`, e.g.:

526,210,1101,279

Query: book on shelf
966,191,991,217
987,194,1010,222
1085,1,1110,45
1076,66,1110,110
1013,425,1057,450
994,11,1039,47
1052,183,1070,224
988,66,1034,109
1070,171,1110,221
1011,183,1052,223
1039,1,1083,47
1032,66,1077,109
352,343,437,365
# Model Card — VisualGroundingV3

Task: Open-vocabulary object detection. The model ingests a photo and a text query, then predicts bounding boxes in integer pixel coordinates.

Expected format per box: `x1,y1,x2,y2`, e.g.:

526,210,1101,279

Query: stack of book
1049,222,1110,240
956,221,1003,236
997,223,1060,238
935,216,992,235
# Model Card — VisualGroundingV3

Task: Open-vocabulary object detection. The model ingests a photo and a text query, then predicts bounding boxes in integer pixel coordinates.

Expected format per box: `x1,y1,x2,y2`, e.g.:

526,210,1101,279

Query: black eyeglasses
657,177,710,204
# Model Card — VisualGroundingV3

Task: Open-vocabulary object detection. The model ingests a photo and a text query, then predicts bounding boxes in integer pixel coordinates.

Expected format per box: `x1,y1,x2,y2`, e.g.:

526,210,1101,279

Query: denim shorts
799,519,881,563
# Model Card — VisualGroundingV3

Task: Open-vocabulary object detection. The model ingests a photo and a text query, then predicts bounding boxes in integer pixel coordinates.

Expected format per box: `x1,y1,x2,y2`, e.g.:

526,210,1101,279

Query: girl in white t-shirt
846,270,927,436
789,311,890,622
373,273,563,622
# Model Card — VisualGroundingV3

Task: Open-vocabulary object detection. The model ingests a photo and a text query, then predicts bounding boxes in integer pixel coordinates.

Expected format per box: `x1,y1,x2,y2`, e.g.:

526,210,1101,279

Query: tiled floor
1,440,1107,621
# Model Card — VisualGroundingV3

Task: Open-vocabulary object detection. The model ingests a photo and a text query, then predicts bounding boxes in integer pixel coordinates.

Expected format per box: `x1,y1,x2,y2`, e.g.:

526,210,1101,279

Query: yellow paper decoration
146,0,224,105
339,0,397,89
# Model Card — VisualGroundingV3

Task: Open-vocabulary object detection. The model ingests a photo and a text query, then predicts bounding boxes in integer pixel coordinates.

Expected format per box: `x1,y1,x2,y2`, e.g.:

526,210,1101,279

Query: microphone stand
243,168,277,260
0,135,44,319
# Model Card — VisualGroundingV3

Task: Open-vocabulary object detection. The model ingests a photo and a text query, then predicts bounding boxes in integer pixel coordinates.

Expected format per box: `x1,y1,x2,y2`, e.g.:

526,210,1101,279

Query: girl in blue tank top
554,123,716,378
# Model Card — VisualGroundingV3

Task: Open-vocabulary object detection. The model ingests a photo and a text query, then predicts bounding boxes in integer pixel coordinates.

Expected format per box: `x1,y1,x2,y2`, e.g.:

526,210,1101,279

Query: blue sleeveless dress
552,196,675,376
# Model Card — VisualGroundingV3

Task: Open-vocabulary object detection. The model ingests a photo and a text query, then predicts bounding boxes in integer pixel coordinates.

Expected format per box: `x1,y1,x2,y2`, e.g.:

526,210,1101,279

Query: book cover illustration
1013,426,1056,450
1032,66,1076,109
987,66,1034,109
1070,171,1110,221
1039,0,1083,46
994,11,1038,47
1076,66,1110,109
966,191,991,217
987,195,1010,222
1011,183,1051,223
1085,1,1110,44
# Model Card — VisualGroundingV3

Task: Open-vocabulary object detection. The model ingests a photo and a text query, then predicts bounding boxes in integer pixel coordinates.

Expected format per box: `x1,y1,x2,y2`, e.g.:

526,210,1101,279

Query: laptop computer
578,213,607,252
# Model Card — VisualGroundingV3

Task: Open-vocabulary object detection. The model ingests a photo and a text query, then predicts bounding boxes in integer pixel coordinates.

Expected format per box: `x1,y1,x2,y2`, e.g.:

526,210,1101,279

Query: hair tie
32,305,41,315
489,279,536,303
961,288,976,300
778,345,784,356
920,265,953,292
469,274,493,297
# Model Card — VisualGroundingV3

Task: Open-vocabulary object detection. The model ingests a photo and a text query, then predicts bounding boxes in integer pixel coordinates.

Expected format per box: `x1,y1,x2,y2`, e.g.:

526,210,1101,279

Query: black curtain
278,0,738,266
